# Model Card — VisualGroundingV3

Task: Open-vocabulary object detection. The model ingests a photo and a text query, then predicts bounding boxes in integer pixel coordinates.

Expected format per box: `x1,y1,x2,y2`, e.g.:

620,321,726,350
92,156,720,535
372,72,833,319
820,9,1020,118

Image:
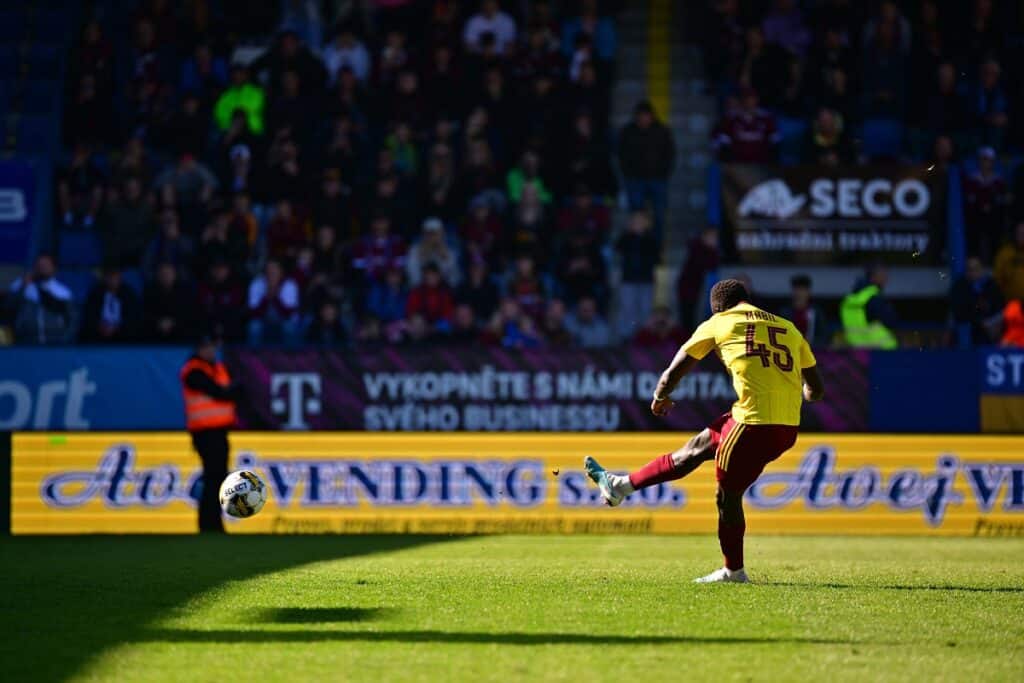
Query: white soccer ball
219,470,267,519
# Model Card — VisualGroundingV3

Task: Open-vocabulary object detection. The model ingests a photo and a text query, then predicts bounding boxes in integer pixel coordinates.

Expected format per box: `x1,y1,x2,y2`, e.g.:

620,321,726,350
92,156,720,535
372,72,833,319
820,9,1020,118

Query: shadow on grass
0,535,458,683
764,581,1024,594
255,606,393,624
139,628,856,646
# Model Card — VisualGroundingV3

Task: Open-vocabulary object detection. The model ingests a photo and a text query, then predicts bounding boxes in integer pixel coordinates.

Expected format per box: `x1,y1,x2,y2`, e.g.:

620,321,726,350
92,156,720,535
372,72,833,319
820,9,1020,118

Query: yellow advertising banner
11,433,1024,536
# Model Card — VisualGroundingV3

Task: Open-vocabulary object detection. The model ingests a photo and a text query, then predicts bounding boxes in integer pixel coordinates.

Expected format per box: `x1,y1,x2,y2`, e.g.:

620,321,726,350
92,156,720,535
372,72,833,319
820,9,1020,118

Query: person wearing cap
180,336,241,533
617,100,676,241
407,216,460,286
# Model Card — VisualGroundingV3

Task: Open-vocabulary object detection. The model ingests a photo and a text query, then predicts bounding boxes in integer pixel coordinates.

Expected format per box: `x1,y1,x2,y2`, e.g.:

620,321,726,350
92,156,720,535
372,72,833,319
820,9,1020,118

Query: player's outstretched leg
583,456,633,506
695,485,749,583
584,429,716,506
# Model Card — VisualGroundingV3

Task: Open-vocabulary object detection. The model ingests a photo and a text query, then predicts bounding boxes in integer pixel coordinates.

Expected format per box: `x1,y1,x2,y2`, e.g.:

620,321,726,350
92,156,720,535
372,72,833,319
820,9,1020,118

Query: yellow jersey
680,303,817,426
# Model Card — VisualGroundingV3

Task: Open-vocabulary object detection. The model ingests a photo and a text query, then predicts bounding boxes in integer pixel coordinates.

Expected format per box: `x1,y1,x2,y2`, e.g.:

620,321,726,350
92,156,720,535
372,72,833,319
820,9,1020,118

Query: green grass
1,535,1022,682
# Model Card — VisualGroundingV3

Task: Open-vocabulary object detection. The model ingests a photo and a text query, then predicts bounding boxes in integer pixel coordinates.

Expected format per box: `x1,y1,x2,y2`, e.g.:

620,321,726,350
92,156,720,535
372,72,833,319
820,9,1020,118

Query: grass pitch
1,535,1022,682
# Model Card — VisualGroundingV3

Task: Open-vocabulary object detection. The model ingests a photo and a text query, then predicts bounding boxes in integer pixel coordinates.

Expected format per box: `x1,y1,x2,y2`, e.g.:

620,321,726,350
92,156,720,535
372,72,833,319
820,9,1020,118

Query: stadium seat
60,268,96,303
0,11,28,43
121,268,144,296
0,45,20,79
32,10,73,42
20,81,59,113
24,44,62,79
15,114,60,157
776,116,808,166
57,231,103,269
860,118,905,159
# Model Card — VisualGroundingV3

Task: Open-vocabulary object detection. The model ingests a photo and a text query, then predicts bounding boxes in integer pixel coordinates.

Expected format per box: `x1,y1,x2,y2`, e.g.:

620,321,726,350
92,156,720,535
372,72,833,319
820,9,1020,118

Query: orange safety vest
180,358,237,431
1002,300,1024,347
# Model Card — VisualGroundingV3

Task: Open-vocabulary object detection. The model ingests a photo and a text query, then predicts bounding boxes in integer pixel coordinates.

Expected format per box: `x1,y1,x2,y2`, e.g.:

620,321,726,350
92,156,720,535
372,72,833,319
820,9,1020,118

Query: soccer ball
219,470,267,519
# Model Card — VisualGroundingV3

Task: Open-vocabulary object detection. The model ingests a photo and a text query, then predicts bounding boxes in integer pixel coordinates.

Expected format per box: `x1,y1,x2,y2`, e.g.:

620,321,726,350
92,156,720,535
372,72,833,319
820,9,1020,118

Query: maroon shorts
707,413,799,493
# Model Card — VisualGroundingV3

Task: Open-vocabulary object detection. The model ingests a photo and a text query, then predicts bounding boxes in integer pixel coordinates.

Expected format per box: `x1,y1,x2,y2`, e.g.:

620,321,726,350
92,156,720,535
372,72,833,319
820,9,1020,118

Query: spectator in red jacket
247,258,301,346
407,263,454,329
352,213,407,288
712,87,779,163
963,146,1009,262
557,183,610,248
677,227,721,330
632,306,687,348
507,254,546,321
461,197,504,269
265,199,310,262
197,259,245,341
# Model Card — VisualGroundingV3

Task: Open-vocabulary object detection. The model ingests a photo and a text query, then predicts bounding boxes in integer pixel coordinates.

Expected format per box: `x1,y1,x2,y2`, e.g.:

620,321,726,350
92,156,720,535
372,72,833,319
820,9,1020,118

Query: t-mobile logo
270,373,322,430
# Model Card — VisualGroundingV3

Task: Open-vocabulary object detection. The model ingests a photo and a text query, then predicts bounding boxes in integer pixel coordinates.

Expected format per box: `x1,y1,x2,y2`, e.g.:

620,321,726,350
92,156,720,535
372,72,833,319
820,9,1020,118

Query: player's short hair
710,279,749,314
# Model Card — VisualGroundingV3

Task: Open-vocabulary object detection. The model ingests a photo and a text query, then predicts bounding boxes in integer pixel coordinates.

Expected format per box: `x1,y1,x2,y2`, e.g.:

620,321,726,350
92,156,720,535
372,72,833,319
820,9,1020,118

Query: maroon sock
628,453,683,490
718,519,746,571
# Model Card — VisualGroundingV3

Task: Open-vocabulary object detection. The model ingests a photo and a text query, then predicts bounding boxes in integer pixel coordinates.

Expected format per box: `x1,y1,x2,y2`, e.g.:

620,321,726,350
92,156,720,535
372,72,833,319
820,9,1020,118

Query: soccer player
585,279,824,583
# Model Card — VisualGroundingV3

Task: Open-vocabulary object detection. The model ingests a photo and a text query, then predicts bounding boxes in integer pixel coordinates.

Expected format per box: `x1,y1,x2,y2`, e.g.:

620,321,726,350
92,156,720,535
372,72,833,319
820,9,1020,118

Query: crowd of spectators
4,0,689,349
698,0,1024,347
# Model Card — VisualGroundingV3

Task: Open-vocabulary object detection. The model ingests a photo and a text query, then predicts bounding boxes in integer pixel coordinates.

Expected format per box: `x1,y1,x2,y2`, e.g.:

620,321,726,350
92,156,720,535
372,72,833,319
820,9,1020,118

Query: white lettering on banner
807,178,929,218
0,368,95,429
361,403,622,431
38,447,1024,522
736,230,930,254
362,368,653,402
270,373,321,430
986,353,1024,389
738,176,930,222
354,370,737,430
363,367,531,401
0,188,28,222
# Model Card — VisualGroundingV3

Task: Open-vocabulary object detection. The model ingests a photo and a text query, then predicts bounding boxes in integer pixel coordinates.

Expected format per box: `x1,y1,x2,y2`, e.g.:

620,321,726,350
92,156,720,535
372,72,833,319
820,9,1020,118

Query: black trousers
191,428,230,533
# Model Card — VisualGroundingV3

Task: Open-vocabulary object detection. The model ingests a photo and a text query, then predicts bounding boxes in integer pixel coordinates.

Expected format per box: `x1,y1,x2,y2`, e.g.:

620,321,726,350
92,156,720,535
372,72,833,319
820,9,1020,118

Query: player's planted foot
583,456,633,507
694,567,750,584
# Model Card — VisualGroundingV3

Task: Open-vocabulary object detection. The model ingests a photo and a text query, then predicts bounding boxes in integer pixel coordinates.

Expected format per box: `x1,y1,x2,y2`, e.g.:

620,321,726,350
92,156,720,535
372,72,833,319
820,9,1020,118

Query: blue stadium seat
58,231,103,269
776,116,808,166
15,114,59,157
60,268,96,303
0,81,12,114
0,45,20,79
860,118,905,159
20,81,59,113
32,10,73,42
0,11,28,43
121,268,144,297
24,44,62,79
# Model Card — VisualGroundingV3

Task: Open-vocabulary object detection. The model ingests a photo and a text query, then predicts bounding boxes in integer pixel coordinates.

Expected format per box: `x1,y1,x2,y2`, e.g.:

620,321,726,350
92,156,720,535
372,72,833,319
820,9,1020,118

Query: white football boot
583,456,632,507
694,567,750,583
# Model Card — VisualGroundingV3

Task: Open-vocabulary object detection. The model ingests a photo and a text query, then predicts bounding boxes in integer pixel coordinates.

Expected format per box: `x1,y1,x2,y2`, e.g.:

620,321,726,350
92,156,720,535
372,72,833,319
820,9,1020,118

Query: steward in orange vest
181,336,240,532
1002,300,1024,347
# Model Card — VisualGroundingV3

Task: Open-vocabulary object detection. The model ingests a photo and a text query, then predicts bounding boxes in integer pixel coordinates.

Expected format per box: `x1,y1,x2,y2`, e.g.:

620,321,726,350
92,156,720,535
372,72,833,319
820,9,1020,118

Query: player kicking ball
585,279,824,583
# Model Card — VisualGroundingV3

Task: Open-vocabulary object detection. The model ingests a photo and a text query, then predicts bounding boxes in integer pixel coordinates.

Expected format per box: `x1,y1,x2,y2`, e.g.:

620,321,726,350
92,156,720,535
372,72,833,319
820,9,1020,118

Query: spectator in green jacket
506,149,553,205
214,64,266,135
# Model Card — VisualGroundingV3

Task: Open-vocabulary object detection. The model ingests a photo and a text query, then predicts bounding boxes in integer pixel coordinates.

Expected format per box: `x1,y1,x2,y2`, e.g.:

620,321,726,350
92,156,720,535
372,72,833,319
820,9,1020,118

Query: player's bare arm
802,365,825,402
650,349,701,416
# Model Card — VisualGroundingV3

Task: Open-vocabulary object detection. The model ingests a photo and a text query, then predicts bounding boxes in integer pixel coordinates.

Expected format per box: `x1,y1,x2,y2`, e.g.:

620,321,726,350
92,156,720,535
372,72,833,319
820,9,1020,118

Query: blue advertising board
980,350,1024,394
0,347,188,430
869,350,980,433
0,160,39,265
